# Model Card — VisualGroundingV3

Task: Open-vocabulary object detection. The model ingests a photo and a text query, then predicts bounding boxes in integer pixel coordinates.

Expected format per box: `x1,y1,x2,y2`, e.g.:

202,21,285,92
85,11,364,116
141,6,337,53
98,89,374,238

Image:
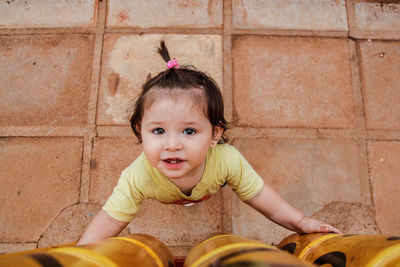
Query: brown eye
152,128,165,135
183,128,196,135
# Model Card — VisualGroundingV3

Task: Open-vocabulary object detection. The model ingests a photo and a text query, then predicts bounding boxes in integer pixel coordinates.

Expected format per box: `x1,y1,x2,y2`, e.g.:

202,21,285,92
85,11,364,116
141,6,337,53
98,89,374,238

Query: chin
163,173,185,179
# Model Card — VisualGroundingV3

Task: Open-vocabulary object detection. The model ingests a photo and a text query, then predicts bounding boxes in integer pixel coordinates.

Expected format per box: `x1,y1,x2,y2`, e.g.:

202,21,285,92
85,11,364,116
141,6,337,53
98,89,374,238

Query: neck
167,160,206,196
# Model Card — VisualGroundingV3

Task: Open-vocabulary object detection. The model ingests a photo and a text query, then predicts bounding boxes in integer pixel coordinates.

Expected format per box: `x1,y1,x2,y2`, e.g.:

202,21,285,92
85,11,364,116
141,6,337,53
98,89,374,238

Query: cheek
142,138,160,159
187,140,212,159
143,139,158,151
143,147,159,167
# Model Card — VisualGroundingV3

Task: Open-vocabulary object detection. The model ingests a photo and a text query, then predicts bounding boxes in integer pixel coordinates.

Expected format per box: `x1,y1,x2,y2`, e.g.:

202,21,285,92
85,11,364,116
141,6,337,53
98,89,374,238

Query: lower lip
163,160,185,169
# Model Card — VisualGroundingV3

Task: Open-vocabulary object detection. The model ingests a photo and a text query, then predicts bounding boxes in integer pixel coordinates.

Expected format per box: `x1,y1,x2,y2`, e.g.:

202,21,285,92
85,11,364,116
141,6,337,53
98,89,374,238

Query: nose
164,133,183,151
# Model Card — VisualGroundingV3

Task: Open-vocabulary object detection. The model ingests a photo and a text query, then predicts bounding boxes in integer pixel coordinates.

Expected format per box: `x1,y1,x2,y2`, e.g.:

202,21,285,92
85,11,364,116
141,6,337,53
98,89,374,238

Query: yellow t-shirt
103,144,264,222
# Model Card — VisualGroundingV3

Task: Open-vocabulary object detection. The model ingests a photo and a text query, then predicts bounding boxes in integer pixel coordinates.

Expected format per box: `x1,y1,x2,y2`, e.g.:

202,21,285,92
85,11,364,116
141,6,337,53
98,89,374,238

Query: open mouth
163,158,185,169
164,158,183,164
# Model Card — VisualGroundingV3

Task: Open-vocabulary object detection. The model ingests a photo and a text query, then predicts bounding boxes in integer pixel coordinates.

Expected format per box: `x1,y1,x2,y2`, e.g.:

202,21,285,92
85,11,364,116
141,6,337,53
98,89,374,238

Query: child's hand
295,216,342,234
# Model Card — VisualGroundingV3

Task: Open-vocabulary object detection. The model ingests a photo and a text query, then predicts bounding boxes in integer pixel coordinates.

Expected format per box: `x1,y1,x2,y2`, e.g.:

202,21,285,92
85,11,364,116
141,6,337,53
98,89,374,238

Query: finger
330,226,342,234
320,225,331,232
320,224,342,234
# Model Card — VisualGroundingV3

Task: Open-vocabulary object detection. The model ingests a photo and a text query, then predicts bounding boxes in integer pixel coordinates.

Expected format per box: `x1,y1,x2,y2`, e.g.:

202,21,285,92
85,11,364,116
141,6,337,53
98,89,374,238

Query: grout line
348,37,376,213
104,27,223,34
0,126,93,137
79,0,108,203
347,40,367,133
351,34,380,230
0,28,349,38
363,141,382,234
345,0,356,38
2,27,397,40
231,29,349,37
223,0,233,126
1,126,399,140
222,0,233,235
0,28,97,35
89,0,107,126
80,136,92,202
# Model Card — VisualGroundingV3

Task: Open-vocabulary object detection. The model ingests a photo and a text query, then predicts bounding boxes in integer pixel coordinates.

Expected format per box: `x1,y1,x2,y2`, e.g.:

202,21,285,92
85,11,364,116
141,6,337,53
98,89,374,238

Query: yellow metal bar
191,242,275,267
49,247,118,267
298,233,339,259
194,234,236,249
366,243,400,267
111,237,163,267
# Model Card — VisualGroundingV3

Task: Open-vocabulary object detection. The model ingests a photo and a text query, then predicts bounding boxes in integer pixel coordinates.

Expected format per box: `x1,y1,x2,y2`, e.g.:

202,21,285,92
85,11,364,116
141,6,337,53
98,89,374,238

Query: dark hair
130,41,227,144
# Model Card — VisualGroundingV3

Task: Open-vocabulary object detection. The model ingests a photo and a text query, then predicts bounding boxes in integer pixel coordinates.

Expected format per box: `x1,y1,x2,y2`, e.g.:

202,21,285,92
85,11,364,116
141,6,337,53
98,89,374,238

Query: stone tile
232,36,355,128
358,40,400,130
0,243,37,255
354,2,400,32
367,141,400,235
312,201,378,234
89,137,142,204
128,193,223,247
0,35,93,126
107,0,222,28
97,34,222,125
0,0,97,28
38,203,102,247
231,138,369,244
0,138,82,242
232,0,348,31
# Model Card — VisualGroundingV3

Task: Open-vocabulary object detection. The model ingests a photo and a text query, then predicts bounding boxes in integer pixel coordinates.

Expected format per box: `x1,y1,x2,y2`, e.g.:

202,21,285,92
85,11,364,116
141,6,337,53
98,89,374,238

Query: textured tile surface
354,2,400,32
89,137,142,204
97,34,222,125
312,201,378,235
0,138,82,242
107,0,222,28
0,0,97,28
359,40,400,130
232,137,369,243
233,0,348,31
233,36,355,128
128,193,223,247
0,243,37,255
367,141,400,235
38,203,102,247
0,35,93,126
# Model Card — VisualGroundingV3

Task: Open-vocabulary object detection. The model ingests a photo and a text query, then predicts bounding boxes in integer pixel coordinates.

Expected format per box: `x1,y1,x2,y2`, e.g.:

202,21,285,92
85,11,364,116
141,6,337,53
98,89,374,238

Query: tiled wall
0,0,399,257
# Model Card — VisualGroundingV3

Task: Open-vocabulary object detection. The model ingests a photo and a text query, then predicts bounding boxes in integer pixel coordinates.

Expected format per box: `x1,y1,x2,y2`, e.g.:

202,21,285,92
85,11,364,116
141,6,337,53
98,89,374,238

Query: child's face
141,96,222,182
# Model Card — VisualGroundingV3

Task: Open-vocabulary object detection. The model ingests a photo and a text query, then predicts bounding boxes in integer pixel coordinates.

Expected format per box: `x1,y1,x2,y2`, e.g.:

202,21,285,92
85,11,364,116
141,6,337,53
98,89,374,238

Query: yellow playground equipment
184,233,314,267
1,232,399,266
278,232,400,267
0,234,174,267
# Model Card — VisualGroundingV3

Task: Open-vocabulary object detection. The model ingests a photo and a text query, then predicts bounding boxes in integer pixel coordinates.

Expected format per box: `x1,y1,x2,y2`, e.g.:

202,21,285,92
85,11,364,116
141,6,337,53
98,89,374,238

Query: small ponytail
157,41,171,63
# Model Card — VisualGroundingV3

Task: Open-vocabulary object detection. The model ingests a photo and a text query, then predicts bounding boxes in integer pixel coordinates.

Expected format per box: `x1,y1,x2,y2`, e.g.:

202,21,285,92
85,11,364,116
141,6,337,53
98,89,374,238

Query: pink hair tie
167,58,179,69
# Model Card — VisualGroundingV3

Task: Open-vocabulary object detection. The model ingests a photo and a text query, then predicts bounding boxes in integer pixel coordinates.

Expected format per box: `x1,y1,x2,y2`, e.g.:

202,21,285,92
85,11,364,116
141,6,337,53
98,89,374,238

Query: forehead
143,88,207,116
145,96,206,120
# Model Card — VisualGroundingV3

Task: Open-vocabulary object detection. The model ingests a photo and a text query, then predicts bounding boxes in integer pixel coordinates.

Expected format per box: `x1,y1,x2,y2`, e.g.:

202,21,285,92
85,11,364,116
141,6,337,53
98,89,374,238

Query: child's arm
245,185,341,234
77,210,129,246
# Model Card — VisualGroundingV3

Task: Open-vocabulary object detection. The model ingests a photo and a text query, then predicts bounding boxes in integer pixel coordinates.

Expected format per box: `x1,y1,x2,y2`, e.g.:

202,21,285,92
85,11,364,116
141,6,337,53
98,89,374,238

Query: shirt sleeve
224,145,264,201
102,168,143,222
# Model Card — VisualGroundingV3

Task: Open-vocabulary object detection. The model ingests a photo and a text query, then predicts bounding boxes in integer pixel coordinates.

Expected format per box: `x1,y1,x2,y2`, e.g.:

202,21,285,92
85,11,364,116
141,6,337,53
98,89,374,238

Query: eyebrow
144,121,202,127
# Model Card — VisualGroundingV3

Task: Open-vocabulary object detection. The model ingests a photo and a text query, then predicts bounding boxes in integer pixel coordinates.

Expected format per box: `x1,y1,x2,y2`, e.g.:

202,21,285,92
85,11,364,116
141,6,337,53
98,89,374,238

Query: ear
135,123,142,136
210,126,224,148
133,125,143,143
